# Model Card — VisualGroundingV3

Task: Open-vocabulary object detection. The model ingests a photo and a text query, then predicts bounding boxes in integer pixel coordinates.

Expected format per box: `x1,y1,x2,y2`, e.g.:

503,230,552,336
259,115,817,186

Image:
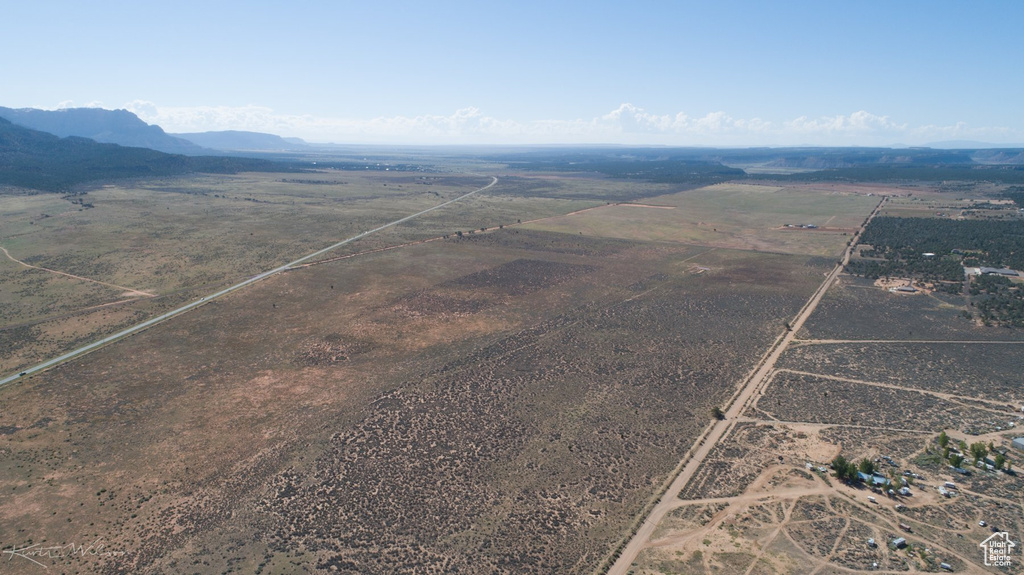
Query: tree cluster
846,215,1024,324
1003,186,1024,207
970,274,1024,326
854,216,1024,272
830,454,878,483
936,432,1012,472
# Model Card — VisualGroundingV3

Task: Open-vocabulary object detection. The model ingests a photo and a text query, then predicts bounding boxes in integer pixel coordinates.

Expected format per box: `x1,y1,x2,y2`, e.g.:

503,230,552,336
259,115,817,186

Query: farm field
877,194,1023,220
521,183,879,256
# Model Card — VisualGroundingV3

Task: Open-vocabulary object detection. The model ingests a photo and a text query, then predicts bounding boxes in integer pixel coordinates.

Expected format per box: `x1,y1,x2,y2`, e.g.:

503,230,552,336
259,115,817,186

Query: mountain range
4,105,1024,160
0,106,209,155
3,104,1024,193
0,117,286,192
0,107,311,154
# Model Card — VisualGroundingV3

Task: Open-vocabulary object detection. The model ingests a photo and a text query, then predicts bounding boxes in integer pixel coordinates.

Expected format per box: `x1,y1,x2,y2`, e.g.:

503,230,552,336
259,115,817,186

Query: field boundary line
773,368,1013,411
793,338,1024,345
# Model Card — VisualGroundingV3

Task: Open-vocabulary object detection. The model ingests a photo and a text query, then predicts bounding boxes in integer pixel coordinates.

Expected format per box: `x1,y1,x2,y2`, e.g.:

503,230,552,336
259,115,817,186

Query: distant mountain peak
0,106,210,155
0,116,283,192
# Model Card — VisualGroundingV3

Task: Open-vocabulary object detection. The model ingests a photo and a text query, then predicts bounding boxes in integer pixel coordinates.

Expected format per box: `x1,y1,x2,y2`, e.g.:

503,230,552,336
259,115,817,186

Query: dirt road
772,368,1012,413
1,246,155,297
794,338,1024,345
0,176,498,387
604,196,886,575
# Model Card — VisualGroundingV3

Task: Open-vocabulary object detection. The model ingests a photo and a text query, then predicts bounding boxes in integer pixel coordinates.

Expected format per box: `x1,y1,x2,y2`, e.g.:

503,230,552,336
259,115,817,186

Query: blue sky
3,0,1022,145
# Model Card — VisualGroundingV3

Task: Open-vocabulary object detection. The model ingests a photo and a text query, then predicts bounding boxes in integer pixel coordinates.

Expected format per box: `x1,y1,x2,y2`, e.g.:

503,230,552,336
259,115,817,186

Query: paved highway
0,176,497,387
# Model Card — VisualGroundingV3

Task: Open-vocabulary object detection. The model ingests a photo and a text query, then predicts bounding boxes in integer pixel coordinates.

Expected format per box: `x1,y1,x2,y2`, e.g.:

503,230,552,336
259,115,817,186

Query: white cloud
785,111,906,134
36,100,1022,146
591,104,769,137
53,100,105,109
906,121,1013,143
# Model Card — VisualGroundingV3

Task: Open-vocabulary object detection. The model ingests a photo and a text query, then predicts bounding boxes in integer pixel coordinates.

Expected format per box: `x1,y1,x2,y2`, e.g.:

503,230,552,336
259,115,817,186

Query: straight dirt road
604,195,886,575
0,176,498,387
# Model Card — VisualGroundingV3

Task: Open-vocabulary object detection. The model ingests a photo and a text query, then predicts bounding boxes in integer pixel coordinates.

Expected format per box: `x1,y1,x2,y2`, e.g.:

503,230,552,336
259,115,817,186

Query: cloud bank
49,100,1019,146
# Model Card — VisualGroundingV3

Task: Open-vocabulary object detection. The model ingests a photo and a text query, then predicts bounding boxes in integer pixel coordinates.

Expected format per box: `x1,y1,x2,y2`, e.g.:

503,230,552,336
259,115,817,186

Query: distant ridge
971,149,1024,165
926,140,1024,149
0,106,210,155
174,130,308,151
0,117,288,192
